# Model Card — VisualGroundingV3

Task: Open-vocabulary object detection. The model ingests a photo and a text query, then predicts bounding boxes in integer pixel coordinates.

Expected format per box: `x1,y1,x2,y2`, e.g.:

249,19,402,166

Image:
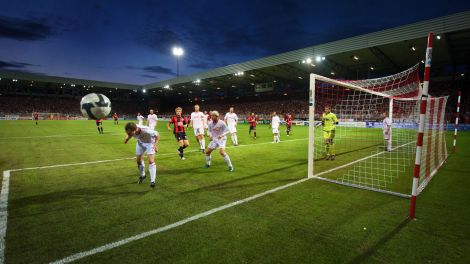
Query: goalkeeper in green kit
321,106,338,160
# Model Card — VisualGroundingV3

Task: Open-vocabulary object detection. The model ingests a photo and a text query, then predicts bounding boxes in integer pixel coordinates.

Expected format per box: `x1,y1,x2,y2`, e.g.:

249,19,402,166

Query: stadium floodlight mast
172,46,184,78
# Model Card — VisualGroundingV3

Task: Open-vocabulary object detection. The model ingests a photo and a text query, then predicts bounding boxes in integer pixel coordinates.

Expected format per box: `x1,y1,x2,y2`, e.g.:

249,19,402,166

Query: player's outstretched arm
124,134,131,144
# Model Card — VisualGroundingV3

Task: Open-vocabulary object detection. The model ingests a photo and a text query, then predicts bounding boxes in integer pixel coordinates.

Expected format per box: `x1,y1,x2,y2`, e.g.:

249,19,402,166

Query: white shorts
228,124,237,133
272,127,279,134
136,142,155,156
208,139,226,149
383,132,391,140
193,127,204,136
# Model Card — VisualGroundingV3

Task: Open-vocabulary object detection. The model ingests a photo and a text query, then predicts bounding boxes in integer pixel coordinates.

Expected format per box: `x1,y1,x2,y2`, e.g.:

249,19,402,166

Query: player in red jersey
248,112,257,139
33,112,39,125
96,118,104,134
113,112,119,125
285,114,293,136
167,107,190,160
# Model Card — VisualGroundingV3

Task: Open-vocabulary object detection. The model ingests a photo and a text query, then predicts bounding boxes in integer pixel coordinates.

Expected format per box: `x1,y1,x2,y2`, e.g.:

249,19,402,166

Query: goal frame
307,73,416,198
307,33,445,219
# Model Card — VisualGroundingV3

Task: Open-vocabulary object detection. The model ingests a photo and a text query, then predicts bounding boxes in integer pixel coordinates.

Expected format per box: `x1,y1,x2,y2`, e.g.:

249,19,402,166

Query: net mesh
310,64,448,197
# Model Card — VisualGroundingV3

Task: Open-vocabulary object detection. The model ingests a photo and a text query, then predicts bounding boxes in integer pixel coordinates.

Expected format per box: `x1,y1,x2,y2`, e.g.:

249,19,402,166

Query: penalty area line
49,139,400,264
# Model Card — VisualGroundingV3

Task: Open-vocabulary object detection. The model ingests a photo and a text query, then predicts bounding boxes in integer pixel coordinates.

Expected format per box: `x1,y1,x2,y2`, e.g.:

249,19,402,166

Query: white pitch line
9,138,308,172
0,171,10,264
0,137,308,263
0,132,122,140
49,141,407,264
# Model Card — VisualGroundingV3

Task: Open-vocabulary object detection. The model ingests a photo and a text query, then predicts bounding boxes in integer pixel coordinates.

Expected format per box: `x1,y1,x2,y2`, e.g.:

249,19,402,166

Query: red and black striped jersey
169,115,188,133
248,116,257,126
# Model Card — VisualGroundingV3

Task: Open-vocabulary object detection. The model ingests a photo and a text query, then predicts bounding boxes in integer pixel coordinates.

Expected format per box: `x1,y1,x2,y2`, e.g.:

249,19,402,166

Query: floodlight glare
172,47,184,56
306,58,312,64
315,56,321,62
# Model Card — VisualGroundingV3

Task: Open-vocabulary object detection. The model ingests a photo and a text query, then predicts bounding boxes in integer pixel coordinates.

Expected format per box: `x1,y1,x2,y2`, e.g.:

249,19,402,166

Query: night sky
1,0,469,85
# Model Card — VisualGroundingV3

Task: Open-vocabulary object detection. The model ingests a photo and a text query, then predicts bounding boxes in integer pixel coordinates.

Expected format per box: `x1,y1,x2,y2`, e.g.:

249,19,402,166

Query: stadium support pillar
453,90,461,153
307,74,316,178
410,32,433,219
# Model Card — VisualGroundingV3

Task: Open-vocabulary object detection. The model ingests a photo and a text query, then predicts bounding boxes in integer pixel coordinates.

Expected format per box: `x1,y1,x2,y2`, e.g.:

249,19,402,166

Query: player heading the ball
124,122,160,188
205,111,234,172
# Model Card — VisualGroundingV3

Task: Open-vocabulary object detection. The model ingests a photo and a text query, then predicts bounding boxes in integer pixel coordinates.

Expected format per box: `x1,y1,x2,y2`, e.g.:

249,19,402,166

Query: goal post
307,60,449,205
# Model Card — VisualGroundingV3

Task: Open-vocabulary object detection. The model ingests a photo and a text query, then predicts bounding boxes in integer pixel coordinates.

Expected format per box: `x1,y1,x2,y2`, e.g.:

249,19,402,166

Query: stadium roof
1,11,469,92
144,10,470,90
0,71,141,90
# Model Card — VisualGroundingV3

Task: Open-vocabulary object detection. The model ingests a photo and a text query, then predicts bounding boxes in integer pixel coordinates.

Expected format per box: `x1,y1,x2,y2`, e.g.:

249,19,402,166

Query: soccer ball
80,93,112,120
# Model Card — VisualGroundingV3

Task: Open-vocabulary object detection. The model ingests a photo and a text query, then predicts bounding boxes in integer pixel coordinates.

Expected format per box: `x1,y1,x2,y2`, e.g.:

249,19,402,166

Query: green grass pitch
0,120,468,263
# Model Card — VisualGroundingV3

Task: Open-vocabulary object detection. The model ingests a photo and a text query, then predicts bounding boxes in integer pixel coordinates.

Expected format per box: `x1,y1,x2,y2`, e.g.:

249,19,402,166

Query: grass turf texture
0,120,468,263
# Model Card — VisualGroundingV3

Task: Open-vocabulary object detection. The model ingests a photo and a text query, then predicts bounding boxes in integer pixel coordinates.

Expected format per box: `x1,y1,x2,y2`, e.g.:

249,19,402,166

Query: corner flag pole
410,32,433,219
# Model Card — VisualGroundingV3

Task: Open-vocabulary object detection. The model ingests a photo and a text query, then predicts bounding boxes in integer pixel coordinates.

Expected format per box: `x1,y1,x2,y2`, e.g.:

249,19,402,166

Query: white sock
149,162,156,183
201,138,205,150
234,134,238,145
231,134,235,144
223,154,232,167
277,135,280,142
138,162,145,177
206,155,211,166
273,135,276,142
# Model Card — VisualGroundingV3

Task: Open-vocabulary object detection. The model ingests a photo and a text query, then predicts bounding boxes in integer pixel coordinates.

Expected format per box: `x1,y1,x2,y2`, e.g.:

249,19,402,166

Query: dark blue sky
0,0,469,84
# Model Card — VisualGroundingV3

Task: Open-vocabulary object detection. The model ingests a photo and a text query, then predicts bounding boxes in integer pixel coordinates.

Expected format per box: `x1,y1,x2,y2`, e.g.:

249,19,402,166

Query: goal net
307,64,448,197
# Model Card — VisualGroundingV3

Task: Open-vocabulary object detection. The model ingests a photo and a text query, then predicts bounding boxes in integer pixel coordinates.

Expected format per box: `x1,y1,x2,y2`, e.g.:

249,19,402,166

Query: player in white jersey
203,110,211,137
147,109,158,130
272,112,281,143
382,112,392,151
205,111,234,172
224,107,239,146
124,122,160,188
137,112,145,126
190,104,206,153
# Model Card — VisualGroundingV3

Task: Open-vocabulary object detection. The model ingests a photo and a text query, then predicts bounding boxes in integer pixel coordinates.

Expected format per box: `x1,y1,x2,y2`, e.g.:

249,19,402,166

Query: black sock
97,127,101,133
178,147,184,157
254,132,257,137
100,127,103,134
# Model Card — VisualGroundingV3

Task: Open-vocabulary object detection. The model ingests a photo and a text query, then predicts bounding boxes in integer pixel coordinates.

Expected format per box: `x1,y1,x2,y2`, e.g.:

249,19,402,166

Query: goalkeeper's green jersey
322,112,338,131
